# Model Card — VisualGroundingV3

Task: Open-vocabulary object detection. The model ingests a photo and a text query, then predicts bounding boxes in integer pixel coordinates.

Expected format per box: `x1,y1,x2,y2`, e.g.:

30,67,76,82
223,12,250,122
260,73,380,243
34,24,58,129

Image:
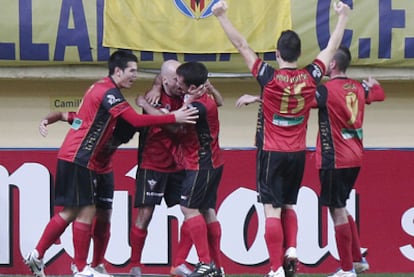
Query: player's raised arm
316,1,351,69
212,0,258,71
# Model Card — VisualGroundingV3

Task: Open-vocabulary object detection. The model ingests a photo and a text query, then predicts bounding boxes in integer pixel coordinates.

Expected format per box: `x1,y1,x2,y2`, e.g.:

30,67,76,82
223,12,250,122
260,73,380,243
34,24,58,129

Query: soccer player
24,50,198,277
212,1,350,277
128,60,190,277
313,46,385,277
129,60,224,277
38,112,136,276
174,62,225,277
172,79,224,277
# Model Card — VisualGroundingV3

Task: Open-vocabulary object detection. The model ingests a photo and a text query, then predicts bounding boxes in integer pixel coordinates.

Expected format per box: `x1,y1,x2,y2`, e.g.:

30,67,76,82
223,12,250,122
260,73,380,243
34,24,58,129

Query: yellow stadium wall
0,77,412,149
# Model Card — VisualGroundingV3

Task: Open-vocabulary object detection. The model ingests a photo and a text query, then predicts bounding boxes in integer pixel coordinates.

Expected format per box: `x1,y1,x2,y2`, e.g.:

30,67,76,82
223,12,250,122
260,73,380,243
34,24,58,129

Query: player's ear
114,66,123,77
275,49,281,59
330,59,337,70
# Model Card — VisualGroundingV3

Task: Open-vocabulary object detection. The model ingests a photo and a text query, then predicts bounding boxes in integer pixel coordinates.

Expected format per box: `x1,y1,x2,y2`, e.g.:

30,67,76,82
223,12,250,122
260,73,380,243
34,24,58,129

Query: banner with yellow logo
1,0,414,71
103,0,292,53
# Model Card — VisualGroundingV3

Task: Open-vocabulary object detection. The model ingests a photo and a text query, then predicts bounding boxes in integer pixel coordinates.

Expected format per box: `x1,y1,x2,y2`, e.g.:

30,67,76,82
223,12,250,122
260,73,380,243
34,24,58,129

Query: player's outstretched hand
184,83,209,105
172,105,199,124
204,80,213,93
362,76,380,88
39,119,49,137
189,83,207,98
212,0,228,17
235,94,262,107
135,95,149,108
144,88,161,106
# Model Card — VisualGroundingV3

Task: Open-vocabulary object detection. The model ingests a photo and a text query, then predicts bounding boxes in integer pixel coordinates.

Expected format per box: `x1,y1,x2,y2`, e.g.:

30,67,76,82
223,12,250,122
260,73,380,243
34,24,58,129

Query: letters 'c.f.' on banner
103,0,291,53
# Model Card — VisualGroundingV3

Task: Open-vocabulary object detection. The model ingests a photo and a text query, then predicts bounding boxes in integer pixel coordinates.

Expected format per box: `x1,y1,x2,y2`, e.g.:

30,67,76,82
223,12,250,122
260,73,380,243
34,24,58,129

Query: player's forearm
216,15,257,70
139,99,164,115
326,14,349,53
120,107,175,128
137,97,182,135
317,13,349,67
208,85,224,107
216,16,248,53
43,111,68,125
368,84,386,102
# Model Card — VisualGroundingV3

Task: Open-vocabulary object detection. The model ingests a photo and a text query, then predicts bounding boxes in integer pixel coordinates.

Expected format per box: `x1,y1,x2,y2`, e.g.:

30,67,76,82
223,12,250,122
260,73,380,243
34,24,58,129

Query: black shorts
180,165,223,210
95,172,114,210
54,159,97,208
319,167,360,208
135,169,185,208
256,149,305,207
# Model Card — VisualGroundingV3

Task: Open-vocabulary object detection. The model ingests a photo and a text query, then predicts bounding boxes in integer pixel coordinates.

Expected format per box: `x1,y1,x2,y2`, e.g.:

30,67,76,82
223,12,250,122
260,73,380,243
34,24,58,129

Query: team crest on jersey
173,0,219,19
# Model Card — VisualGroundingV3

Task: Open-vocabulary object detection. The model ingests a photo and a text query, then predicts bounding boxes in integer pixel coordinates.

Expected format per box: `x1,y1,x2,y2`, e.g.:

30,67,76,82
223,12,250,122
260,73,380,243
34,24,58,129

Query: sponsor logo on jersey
107,94,122,106
341,128,363,140
272,114,305,126
311,64,322,79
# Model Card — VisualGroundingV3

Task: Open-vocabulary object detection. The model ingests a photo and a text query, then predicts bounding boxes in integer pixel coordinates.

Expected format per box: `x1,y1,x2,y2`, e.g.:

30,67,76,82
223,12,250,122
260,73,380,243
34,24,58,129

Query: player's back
315,77,366,169
257,63,323,152
180,93,224,170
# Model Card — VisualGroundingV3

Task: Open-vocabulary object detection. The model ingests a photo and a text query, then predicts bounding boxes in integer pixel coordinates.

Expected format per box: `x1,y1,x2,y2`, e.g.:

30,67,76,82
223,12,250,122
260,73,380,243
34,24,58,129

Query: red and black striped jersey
138,91,184,172
178,93,224,170
58,77,132,173
252,58,326,152
314,77,385,169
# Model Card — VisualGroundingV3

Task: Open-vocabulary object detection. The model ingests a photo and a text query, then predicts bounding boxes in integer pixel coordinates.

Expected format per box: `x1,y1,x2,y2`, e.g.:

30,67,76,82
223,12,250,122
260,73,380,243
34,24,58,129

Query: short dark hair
333,46,352,72
176,62,208,87
108,50,138,75
277,30,301,62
